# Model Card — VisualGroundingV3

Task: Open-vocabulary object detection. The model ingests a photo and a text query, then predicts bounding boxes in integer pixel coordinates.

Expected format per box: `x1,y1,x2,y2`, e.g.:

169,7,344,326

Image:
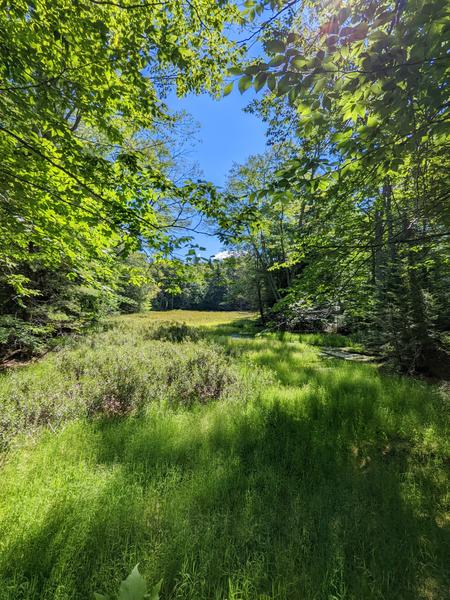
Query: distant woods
151,255,261,313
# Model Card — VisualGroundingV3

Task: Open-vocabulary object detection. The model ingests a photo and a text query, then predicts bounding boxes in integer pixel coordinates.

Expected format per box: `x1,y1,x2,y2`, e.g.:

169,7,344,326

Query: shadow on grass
0,318,448,599
199,316,262,338
0,361,448,600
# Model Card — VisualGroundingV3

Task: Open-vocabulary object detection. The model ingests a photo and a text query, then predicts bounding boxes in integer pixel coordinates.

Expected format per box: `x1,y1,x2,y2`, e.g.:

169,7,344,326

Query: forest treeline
1,0,449,377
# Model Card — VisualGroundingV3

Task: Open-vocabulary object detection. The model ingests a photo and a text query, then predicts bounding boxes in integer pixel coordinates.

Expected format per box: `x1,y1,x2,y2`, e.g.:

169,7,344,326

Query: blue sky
169,87,267,257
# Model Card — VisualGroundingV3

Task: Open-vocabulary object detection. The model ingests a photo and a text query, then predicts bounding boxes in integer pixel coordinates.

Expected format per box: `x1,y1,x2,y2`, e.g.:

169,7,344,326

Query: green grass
112,310,257,328
257,331,364,350
0,311,449,600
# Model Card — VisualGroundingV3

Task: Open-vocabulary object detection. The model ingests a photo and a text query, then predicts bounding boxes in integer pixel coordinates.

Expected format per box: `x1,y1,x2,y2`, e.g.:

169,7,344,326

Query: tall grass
0,311,448,599
0,318,268,450
112,310,256,328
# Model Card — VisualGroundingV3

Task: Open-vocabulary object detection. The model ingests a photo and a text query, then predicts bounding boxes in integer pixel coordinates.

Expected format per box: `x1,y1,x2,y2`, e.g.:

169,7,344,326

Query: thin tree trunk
256,280,265,323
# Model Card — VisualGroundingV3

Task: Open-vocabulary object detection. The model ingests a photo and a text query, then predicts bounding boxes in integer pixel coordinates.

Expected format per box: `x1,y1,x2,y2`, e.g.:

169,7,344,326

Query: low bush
142,320,200,343
0,326,268,450
163,343,237,407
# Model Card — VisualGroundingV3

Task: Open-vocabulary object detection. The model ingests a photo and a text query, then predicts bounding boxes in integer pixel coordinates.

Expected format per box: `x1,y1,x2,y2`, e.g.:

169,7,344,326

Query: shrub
143,321,200,343
76,339,242,413
163,342,237,407
0,316,56,362
0,362,85,450
0,327,268,449
86,361,145,418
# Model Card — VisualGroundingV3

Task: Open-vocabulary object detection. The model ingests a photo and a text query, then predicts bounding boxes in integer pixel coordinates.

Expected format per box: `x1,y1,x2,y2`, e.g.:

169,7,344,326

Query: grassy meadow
0,311,449,600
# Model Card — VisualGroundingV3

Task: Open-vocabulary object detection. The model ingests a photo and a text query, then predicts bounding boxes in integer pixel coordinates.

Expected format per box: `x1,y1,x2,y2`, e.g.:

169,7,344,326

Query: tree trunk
256,280,265,324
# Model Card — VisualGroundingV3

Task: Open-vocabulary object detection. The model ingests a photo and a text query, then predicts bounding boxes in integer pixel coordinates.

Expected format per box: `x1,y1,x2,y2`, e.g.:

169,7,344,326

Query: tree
220,0,450,375
150,254,261,313
0,0,245,355
0,0,242,299
117,252,159,313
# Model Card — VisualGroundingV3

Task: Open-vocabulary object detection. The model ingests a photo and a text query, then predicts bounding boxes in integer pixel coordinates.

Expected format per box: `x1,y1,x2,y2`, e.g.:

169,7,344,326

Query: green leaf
288,87,299,103
367,115,380,128
269,55,285,67
94,594,108,600
254,72,267,92
322,95,332,111
148,579,163,600
287,32,300,44
291,56,306,70
223,82,234,97
267,74,277,91
118,565,146,600
277,74,291,95
266,39,285,54
322,59,338,72
244,64,260,75
313,76,327,93
238,75,252,93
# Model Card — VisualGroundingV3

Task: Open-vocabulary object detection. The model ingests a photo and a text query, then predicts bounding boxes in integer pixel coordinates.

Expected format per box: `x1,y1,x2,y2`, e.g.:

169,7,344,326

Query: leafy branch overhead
233,0,449,149
0,0,242,298
217,0,450,377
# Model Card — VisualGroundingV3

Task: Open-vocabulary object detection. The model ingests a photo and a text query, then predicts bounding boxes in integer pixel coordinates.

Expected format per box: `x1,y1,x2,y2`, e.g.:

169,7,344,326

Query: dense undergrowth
0,312,265,452
0,311,449,600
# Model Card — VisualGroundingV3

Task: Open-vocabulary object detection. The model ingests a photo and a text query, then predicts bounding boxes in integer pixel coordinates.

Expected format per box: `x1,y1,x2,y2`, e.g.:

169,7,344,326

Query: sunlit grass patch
113,310,257,329
259,330,364,350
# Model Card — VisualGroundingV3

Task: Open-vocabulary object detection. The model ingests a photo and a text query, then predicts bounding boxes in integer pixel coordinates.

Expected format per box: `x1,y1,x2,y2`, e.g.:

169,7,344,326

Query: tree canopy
0,0,241,296
214,0,450,376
